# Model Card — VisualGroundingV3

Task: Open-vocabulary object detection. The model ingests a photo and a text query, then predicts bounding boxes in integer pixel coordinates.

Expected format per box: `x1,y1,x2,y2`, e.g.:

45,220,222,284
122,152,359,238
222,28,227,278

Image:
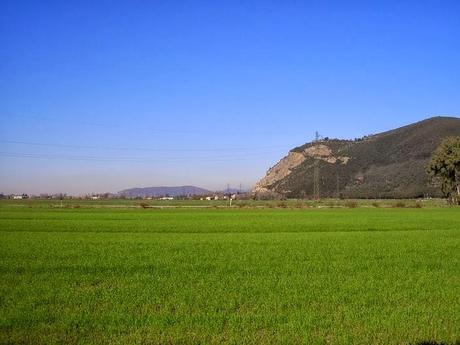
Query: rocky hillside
253,116,460,199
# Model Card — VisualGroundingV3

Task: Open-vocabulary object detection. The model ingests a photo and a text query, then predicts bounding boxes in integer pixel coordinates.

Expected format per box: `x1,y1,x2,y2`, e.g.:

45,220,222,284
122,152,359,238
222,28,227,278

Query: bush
295,201,306,208
139,202,150,209
325,200,336,207
345,201,358,208
371,202,380,208
394,201,406,208
277,201,287,208
408,202,422,208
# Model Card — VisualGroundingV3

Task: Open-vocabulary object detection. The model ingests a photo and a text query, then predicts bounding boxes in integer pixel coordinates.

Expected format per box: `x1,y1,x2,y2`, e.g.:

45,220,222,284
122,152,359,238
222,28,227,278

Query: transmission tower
313,131,321,199
336,168,340,199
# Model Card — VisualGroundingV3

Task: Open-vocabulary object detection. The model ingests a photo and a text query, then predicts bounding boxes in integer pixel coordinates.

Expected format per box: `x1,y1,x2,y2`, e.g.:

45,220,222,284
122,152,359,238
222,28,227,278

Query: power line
0,139,288,153
11,114,210,135
0,151,278,163
9,114,283,136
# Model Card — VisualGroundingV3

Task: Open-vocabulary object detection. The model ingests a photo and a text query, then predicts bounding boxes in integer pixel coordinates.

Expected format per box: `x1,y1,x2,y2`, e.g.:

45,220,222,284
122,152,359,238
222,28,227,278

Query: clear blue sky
1,0,459,194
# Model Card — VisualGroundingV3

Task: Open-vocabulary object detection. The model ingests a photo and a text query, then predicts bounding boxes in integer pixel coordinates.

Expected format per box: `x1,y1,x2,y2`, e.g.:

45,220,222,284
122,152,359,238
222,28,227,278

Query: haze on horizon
1,1,459,195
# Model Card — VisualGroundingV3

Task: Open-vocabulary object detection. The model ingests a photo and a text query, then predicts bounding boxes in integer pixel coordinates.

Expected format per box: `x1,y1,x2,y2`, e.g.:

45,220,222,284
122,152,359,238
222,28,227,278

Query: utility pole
336,168,340,199
227,183,231,207
313,131,321,200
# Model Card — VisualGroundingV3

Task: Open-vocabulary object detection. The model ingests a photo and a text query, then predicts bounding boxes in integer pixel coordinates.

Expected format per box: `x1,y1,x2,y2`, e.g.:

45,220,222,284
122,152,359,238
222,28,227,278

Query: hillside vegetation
253,116,460,198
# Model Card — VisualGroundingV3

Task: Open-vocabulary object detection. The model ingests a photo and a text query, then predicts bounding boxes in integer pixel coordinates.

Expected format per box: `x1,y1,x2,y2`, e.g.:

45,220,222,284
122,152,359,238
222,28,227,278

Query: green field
1,203,459,344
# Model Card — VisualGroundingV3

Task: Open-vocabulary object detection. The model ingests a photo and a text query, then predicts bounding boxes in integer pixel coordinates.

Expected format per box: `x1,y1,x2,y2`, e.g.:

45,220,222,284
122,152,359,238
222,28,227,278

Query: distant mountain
119,186,211,197
252,116,460,199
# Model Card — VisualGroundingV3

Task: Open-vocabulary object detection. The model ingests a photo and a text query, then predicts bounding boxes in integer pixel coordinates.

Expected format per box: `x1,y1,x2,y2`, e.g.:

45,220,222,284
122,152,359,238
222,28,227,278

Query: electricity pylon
313,131,321,199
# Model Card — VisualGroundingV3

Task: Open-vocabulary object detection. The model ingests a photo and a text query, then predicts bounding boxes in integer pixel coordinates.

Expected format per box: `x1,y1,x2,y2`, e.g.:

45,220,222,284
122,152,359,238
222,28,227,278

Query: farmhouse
12,194,28,200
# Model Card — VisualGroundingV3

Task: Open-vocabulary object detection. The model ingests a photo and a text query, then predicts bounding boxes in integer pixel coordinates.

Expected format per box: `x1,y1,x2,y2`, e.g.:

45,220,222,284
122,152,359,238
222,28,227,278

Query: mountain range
119,186,211,197
252,116,460,199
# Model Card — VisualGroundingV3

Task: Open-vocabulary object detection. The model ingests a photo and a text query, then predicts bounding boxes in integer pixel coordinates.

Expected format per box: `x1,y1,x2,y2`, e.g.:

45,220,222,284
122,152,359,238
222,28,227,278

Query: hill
119,186,211,197
252,116,460,198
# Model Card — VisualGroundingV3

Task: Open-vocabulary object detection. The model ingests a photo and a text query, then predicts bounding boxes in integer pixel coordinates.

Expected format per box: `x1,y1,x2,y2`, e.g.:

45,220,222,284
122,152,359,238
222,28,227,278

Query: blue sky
1,0,459,194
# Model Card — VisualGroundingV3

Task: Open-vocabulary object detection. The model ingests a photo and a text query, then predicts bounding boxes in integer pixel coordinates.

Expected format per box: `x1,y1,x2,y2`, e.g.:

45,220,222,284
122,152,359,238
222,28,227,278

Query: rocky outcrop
253,142,351,195
252,151,306,194
302,144,350,164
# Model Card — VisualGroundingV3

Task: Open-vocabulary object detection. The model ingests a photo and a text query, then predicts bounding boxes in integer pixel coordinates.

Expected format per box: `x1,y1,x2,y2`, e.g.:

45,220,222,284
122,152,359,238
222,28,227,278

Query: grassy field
0,197,449,209
0,202,459,344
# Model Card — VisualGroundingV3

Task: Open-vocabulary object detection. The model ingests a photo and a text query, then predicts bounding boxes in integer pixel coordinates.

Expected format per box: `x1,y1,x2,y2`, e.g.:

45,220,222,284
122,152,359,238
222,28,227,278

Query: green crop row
1,207,459,344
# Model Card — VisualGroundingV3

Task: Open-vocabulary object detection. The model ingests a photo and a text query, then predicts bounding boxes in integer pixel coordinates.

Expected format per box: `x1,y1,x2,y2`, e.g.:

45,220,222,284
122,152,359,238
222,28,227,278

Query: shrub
394,201,406,208
295,201,306,208
414,202,422,208
277,201,287,208
371,202,380,208
139,202,150,209
345,201,358,208
325,200,336,207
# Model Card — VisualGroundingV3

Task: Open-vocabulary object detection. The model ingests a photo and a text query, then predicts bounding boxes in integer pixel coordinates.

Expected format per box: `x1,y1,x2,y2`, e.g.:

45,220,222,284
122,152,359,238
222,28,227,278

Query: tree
427,136,460,204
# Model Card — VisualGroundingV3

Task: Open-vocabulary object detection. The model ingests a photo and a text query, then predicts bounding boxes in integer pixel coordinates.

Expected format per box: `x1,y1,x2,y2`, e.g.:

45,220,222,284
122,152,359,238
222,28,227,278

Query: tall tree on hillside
427,136,460,204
